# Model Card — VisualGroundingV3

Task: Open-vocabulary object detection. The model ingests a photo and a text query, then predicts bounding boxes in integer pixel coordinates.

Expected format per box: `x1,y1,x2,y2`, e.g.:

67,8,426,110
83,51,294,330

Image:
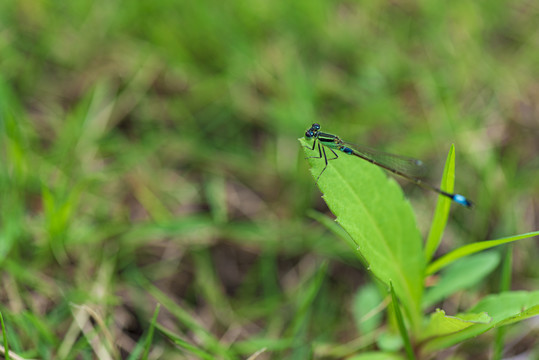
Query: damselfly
304,123,472,207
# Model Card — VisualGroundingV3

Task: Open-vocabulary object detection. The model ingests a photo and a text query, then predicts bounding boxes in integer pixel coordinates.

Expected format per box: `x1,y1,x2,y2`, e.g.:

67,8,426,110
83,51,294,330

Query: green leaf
420,309,490,340
300,137,425,331
427,231,539,274
422,291,539,352
422,251,500,308
472,291,539,325
424,145,455,262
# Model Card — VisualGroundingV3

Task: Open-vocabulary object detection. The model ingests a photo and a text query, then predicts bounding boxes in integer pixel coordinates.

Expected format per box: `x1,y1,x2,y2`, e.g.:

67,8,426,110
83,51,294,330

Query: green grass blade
156,324,216,360
0,111,27,265
0,312,9,360
132,271,233,359
427,231,539,274
285,261,328,359
232,338,294,355
142,304,160,360
346,352,405,360
390,283,415,360
289,261,328,337
126,342,145,360
424,145,455,262
300,137,425,332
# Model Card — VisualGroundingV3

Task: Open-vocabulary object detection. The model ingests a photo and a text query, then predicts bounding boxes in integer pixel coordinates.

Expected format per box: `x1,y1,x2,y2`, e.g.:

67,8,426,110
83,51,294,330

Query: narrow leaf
0,311,9,360
142,304,160,360
424,145,455,262
156,324,215,360
347,352,405,360
427,231,539,275
390,283,416,360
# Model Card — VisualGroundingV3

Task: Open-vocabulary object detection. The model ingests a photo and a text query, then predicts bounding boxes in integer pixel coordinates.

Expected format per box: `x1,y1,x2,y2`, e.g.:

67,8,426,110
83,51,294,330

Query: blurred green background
0,0,538,358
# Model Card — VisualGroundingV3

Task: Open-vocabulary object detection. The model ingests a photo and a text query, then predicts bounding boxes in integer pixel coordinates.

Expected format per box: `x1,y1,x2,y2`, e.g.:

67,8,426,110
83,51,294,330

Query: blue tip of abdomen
453,194,473,208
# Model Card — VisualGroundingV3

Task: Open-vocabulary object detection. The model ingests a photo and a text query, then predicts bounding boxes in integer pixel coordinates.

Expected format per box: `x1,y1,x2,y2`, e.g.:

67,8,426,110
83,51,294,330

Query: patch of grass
0,0,538,358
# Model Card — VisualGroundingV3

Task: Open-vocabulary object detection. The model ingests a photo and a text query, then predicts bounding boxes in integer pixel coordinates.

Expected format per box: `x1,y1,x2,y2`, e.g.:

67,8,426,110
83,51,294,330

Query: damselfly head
305,123,321,138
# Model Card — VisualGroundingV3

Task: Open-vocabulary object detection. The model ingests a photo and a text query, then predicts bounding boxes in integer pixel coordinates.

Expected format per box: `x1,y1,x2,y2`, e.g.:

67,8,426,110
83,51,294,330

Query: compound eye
305,130,313,138
312,123,320,130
